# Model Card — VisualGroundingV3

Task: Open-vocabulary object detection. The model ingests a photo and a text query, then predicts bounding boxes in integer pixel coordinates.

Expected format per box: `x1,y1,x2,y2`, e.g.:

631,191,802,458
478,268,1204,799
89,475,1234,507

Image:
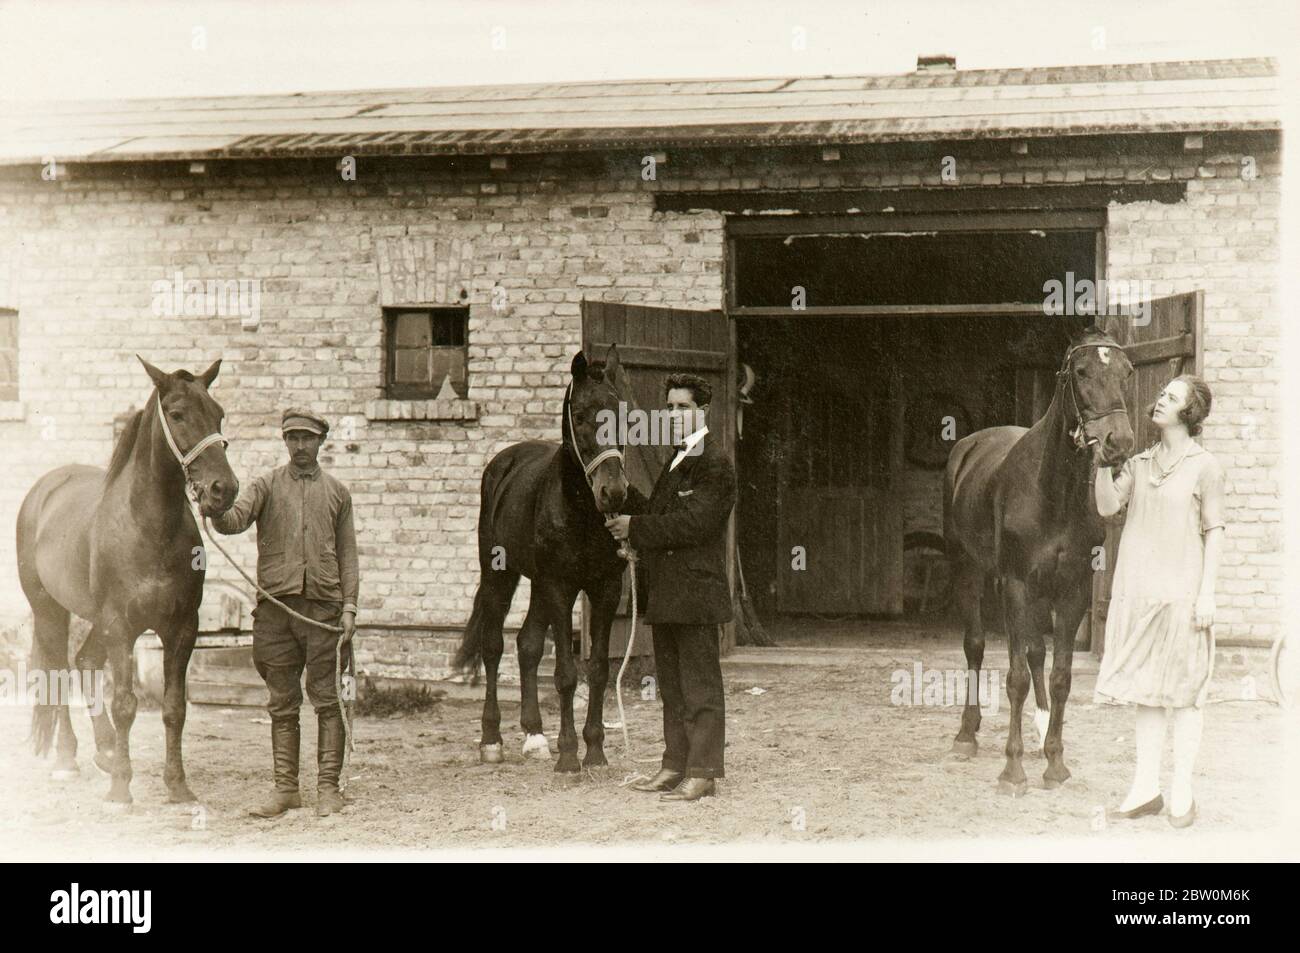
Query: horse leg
75,629,116,775
581,577,623,771
951,558,985,758
539,581,581,774
1043,578,1088,788
161,615,200,803
998,577,1031,797
1025,598,1051,753
103,625,140,809
475,570,517,764
517,594,552,761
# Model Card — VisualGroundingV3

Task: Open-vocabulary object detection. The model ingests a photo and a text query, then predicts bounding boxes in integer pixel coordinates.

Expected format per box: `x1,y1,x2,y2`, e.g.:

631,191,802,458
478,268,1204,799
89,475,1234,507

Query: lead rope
614,542,638,753
197,514,355,783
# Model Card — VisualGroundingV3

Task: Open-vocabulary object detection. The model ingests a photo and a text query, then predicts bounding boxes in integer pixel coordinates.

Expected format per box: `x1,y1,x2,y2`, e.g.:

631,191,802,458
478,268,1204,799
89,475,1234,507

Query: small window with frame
0,309,17,402
383,307,468,399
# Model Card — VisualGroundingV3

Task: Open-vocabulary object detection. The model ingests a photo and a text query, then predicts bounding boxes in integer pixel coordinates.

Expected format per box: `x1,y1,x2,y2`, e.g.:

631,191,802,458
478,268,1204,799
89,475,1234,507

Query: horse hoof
167,786,198,804
1043,770,1071,790
522,734,552,760
93,752,115,775
997,779,1029,798
51,765,80,781
101,799,132,815
950,740,978,760
479,743,505,765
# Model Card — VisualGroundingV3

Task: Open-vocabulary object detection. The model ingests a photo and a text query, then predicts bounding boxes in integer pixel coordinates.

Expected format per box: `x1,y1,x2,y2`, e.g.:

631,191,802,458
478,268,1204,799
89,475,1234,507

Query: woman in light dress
1094,374,1226,829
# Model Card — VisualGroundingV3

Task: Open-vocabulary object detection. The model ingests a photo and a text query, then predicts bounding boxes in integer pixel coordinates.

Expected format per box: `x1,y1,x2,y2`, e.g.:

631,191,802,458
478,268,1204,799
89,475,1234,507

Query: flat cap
281,407,329,436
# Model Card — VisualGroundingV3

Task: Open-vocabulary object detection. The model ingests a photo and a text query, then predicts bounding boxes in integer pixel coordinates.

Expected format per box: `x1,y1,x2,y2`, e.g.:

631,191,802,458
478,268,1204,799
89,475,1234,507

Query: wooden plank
676,186,1186,219
587,342,727,371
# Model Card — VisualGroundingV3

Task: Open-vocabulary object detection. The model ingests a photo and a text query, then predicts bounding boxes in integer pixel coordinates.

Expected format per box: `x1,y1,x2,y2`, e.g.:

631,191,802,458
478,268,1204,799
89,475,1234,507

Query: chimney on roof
916,54,956,72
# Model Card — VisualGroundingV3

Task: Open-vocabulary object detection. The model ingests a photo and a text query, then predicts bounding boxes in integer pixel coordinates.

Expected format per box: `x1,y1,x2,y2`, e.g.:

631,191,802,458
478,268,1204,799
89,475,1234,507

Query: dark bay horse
944,325,1134,795
454,347,631,773
18,357,237,808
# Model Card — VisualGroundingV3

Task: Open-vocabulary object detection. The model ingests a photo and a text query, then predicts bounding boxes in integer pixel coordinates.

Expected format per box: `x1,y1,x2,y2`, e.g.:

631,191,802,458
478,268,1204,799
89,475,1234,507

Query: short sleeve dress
1094,442,1226,709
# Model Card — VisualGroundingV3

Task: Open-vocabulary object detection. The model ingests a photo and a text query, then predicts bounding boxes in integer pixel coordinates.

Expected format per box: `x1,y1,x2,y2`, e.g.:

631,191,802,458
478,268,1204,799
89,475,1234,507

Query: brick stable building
0,57,1283,689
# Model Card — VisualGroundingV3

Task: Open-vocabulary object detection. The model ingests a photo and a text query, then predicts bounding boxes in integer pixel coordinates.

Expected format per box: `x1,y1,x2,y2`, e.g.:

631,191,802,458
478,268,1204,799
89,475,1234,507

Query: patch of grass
355,678,446,717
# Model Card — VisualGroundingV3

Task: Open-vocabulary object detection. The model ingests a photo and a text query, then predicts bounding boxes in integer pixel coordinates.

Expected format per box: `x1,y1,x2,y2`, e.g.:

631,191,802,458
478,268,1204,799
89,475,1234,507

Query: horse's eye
1074,367,1086,377
170,412,183,421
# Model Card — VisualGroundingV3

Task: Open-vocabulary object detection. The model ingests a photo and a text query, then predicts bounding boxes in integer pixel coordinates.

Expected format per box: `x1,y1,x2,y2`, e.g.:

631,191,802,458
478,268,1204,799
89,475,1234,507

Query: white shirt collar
670,425,709,471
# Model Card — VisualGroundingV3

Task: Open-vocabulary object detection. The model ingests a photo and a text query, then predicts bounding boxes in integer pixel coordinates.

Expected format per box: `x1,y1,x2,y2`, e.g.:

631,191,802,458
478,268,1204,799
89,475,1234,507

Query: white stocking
1170,706,1203,816
1120,704,1166,811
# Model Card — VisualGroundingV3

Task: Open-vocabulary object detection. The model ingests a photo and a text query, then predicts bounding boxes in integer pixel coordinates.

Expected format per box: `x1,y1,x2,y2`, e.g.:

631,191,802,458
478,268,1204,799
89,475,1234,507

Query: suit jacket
627,431,736,625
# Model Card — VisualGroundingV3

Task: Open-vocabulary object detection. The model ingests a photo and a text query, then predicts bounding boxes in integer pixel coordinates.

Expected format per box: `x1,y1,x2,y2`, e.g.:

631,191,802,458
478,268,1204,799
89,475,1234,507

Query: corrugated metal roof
0,58,1279,166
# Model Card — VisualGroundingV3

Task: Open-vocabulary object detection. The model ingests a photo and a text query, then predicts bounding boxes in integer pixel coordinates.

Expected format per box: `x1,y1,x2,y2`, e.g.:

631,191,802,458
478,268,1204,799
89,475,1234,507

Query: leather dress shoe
1108,793,1163,820
660,777,715,802
1168,801,1197,829
631,768,683,793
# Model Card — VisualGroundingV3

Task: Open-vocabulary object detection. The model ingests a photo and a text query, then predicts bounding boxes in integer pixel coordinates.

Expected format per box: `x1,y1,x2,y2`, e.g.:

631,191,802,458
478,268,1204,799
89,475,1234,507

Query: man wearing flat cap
213,407,359,818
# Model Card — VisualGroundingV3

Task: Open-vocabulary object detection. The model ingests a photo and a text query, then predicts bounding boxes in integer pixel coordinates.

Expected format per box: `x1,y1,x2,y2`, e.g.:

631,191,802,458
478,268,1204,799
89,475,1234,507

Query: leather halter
1056,342,1128,452
564,381,624,487
156,394,228,483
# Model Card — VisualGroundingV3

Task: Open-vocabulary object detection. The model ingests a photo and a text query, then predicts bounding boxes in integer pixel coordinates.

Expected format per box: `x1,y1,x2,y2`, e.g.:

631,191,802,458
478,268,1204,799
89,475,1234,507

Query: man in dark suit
605,373,735,801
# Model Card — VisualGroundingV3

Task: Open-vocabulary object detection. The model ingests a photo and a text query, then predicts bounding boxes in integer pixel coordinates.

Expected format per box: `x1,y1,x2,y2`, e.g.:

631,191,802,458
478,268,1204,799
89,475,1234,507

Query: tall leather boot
249,716,302,818
316,708,346,817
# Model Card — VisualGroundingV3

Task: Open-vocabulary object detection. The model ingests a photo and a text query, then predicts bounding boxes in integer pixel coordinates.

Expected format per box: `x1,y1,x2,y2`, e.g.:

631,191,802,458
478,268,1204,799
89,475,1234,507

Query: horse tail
17,475,73,757
453,461,520,674
26,607,72,757
453,585,492,673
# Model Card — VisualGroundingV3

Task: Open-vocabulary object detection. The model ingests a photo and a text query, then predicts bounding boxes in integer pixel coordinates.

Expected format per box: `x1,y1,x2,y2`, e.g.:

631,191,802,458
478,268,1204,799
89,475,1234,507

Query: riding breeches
252,595,349,719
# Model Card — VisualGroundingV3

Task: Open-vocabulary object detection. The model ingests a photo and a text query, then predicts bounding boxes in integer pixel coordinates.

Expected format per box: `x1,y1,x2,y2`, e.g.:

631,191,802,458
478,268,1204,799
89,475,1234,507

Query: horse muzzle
196,478,239,517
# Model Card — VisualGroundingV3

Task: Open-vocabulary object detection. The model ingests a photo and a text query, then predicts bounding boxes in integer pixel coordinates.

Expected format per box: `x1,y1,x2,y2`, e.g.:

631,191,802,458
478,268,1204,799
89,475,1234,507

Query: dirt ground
0,641,1293,860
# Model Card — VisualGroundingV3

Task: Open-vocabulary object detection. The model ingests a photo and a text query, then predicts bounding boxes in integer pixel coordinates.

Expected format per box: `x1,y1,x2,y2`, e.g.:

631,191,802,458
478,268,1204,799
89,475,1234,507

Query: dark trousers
252,595,348,719
651,623,725,779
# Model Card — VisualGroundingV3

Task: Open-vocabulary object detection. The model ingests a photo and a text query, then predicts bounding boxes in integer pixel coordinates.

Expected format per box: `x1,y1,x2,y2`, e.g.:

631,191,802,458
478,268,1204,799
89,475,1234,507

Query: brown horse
18,357,237,808
944,325,1134,795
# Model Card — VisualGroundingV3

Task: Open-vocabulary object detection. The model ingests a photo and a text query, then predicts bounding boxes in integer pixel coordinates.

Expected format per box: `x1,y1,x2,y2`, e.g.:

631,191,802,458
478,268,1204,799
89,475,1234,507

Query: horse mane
105,404,147,484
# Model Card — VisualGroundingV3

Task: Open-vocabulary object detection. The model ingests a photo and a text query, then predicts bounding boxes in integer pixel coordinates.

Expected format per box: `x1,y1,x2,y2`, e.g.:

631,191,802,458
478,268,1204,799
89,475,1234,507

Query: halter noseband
157,394,228,484
1057,342,1128,452
564,382,624,487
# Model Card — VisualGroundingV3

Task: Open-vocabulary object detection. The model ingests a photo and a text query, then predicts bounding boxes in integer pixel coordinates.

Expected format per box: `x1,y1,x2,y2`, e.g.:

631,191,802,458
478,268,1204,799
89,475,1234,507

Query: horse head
1059,326,1135,469
566,345,628,514
138,356,239,517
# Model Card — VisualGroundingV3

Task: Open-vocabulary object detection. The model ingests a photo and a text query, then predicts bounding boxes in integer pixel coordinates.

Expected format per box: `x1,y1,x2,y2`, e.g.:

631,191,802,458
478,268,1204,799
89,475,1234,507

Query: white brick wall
0,140,1282,673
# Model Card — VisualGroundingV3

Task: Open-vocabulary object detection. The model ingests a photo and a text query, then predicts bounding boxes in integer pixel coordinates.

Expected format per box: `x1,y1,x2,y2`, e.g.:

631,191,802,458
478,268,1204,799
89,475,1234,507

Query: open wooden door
579,300,736,658
1090,291,1204,655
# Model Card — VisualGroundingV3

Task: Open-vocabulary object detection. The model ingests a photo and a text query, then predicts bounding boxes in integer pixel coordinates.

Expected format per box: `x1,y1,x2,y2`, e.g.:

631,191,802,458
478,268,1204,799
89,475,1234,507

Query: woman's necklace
1150,440,1192,486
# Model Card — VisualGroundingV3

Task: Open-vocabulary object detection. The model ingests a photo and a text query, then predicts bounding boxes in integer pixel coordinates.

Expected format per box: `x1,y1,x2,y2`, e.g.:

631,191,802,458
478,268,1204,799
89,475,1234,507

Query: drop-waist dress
1094,442,1226,709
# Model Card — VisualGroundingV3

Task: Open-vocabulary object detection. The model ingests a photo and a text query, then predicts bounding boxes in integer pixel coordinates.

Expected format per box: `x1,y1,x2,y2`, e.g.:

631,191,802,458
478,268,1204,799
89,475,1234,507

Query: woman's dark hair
663,372,712,407
1145,373,1213,437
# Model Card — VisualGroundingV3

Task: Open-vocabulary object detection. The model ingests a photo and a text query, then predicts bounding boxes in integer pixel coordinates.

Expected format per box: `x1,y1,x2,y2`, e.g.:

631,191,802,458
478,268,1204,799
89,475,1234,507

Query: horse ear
1063,316,1092,343
198,359,221,389
570,350,588,382
604,343,622,379
137,355,169,389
